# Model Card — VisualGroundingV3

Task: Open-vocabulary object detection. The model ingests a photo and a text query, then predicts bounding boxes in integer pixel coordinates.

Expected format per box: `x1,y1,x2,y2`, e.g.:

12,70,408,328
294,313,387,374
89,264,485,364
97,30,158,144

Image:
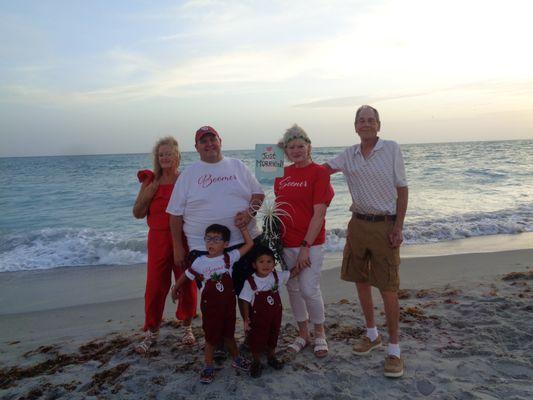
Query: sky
1,0,533,157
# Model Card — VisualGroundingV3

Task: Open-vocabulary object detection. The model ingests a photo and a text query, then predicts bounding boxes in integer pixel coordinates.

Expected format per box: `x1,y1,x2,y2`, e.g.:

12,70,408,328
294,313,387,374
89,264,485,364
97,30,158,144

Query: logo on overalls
216,282,224,293
267,295,275,305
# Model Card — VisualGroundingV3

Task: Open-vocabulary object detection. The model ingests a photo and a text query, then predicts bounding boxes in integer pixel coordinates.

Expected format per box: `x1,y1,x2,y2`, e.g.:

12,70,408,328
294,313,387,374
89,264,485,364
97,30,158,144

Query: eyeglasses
204,236,224,243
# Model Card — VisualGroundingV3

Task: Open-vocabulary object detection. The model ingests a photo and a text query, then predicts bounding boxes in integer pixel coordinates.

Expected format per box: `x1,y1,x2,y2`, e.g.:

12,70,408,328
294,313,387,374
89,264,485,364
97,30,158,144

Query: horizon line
1,137,532,159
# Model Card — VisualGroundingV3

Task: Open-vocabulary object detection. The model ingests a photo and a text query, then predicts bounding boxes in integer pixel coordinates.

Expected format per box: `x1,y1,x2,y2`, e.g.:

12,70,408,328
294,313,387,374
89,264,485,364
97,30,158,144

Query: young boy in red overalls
172,223,254,384
239,246,300,378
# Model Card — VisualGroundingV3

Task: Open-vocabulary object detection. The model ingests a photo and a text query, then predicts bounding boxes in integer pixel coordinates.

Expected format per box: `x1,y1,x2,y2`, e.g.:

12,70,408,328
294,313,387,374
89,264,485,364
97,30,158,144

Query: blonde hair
277,124,311,149
152,136,180,178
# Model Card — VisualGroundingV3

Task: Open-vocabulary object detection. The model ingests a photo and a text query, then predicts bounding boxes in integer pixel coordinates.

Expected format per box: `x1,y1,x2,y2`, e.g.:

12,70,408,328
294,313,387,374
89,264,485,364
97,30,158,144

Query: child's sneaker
231,356,251,371
200,366,215,384
250,361,263,378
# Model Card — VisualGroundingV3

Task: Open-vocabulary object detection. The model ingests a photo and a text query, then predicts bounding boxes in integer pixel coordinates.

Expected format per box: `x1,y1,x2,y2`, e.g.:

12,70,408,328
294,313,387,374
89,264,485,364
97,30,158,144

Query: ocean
1,140,532,273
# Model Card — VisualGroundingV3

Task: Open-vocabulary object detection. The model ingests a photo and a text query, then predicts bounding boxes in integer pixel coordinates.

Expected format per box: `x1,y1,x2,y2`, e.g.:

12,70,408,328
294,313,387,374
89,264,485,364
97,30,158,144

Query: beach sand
1,248,532,399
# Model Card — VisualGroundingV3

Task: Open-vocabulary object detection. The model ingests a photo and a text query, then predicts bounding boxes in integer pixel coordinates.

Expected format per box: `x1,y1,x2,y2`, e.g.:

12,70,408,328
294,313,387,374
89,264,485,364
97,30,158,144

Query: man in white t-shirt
167,125,265,304
325,105,408,378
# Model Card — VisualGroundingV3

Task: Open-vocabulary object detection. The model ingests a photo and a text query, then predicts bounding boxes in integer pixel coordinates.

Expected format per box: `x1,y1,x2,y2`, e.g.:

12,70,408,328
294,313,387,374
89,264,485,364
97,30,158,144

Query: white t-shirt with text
166,157,264,250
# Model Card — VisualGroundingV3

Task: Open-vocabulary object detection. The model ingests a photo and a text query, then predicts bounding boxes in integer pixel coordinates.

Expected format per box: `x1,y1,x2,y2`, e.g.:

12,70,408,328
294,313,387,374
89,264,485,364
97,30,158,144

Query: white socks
388,343,401,358
366,327,401,357
366,327,379,342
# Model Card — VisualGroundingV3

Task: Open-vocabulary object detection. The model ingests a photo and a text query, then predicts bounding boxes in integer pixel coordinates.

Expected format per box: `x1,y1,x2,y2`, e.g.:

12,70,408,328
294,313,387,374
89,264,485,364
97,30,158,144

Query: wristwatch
300,240,311,248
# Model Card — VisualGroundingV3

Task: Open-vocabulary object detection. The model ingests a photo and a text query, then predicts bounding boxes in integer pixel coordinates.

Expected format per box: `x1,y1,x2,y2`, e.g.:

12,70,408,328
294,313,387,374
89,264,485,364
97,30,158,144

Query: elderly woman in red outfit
133,136,197,353
274,124,334,358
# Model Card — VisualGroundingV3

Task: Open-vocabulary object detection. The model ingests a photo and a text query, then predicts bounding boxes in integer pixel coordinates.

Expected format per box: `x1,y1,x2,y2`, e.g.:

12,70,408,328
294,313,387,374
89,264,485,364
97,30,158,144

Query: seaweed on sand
0,335,132,389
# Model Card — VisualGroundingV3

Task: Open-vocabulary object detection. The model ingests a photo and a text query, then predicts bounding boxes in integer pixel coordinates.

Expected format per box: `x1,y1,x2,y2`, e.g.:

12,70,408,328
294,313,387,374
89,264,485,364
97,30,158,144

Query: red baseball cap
195,126,221,143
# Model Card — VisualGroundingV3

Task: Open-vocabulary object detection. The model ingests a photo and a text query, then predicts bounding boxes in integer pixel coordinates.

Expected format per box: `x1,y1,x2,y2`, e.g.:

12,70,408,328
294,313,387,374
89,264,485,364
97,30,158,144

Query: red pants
144,229,197,331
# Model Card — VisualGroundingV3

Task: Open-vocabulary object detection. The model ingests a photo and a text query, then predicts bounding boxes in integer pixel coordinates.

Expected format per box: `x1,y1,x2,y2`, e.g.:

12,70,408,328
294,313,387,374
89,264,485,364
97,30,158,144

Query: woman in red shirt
274,125,334,358
133,136,197,353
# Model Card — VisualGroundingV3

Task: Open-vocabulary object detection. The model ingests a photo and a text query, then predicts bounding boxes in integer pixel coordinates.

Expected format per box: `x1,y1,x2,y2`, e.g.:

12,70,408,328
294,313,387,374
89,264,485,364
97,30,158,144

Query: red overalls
248,271,283,354
138,170,197,331
187,253,236,346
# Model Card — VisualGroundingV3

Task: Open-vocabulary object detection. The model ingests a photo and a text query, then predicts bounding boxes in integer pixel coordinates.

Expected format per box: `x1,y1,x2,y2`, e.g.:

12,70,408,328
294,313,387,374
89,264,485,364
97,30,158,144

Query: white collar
355,137,383,156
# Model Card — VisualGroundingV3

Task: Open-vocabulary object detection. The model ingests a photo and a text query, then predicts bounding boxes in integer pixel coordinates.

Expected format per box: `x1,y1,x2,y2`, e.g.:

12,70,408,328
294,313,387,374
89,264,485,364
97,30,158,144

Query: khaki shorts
340,215,400,292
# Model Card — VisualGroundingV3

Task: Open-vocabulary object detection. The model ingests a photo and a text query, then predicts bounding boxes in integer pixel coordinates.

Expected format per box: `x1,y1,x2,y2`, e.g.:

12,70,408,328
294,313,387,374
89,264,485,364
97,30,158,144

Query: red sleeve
137,169,154,184
312,165,334,207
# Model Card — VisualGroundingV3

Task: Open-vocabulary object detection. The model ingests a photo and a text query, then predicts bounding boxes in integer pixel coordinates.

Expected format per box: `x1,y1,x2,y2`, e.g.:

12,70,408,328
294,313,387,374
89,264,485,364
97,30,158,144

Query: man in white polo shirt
325,105,408,378
167,126,265,315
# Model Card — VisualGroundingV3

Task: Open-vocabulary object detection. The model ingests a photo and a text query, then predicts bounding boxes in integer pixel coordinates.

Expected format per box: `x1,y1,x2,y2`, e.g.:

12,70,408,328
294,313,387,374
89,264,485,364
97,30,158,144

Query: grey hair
277,124,311,149
355,105,380,124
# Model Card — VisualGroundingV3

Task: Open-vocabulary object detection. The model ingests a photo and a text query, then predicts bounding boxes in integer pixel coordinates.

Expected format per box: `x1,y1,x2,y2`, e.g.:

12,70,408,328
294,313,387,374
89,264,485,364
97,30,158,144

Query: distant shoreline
401,231,533,258
1,233,532,316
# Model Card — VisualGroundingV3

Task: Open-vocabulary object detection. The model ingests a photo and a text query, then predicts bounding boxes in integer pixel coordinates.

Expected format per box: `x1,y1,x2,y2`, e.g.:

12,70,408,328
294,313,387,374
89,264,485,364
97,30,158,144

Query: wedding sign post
255,144,284,181
254,144,288,268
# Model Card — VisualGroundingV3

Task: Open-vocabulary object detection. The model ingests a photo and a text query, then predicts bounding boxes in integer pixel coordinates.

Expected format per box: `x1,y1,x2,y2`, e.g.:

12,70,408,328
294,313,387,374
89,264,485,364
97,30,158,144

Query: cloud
293,80,533,109
293,91,433,108
2,1,378,105
105,48,158,77
0,41,338,105
2,0,533,112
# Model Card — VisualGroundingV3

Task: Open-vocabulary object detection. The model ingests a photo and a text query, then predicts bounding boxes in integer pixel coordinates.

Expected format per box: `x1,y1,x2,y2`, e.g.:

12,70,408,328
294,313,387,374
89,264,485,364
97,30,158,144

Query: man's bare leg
380,290,399,344
356,282,375,327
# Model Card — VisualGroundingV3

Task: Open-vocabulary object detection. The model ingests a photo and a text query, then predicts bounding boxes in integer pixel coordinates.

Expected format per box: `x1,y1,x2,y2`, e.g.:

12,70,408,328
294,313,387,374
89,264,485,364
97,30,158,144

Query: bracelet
248,200,262,217
247,206,258,217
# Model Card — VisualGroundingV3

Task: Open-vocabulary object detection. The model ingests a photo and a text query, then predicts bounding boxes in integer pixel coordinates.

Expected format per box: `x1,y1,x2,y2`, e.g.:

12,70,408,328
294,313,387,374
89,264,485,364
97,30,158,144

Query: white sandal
287,336,308,353
313,337,328,358
181,326,196,346
135,330,158,354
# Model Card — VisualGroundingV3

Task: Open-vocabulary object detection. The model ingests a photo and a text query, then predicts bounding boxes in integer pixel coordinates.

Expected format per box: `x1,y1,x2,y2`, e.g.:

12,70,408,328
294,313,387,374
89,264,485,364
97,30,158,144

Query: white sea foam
0,228,146,273
322,206,532,252
1,204,531,272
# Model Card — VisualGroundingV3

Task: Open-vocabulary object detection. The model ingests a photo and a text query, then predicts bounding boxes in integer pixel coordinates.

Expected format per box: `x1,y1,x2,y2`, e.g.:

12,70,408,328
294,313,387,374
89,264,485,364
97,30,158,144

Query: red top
137,169,174,230
274,163,334,247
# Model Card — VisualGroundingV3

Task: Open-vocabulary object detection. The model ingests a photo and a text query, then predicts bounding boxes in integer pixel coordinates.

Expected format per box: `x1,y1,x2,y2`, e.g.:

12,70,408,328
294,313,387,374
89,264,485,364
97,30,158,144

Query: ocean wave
403,206,532,244
0,228,147,273
1,206,531,272
322,206,532,252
